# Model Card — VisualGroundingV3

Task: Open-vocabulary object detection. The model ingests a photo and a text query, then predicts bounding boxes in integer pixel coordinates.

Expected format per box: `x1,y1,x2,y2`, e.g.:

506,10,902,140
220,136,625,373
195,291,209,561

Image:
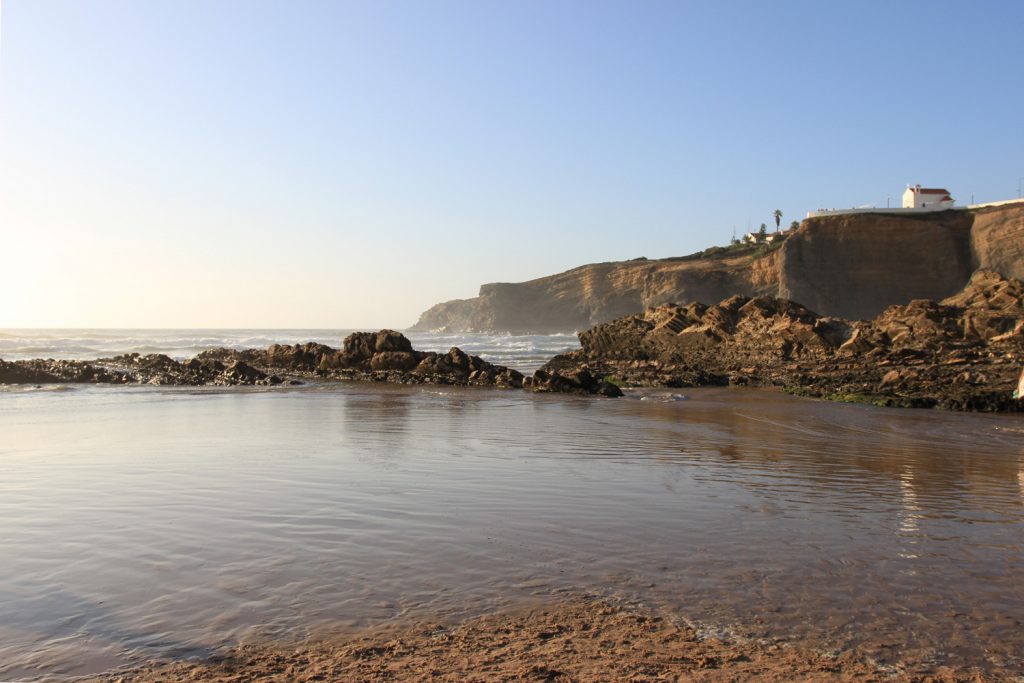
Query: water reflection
897,468,921,559
617,390,1024,525
342,386,414,465
0,385,1021,678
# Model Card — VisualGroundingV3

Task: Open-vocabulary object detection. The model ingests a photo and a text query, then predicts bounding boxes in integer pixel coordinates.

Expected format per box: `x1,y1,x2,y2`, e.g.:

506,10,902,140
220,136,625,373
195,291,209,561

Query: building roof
918,188,951,194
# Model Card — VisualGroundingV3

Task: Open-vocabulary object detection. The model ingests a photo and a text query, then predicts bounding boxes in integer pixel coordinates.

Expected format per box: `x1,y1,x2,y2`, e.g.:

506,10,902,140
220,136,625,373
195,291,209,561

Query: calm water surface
1,384,1022,679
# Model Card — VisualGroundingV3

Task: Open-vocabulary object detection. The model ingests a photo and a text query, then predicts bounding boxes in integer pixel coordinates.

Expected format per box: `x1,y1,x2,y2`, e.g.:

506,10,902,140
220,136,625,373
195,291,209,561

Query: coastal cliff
412,202,1024,332
414,248,783,334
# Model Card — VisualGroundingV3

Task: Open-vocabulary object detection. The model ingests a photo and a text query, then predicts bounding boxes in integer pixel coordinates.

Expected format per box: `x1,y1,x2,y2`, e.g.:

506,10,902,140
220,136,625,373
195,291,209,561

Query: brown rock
265,343,334,370
343,332,378,360
544,272,1024,411
375,330,413,353
880,370,902,387
528,367,623,397
369,351,420,372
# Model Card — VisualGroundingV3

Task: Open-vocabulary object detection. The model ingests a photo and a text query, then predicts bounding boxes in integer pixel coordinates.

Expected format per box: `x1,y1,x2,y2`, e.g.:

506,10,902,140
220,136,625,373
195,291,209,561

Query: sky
2,0,1022,328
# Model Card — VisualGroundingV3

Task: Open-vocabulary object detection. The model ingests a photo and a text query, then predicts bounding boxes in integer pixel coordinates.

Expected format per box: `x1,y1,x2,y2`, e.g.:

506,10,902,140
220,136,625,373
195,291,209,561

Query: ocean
1,332,1023,679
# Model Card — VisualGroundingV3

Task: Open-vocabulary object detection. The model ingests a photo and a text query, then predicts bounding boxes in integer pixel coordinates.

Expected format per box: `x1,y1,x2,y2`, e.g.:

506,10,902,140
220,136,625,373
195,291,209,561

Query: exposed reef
0,330,622,397
197,329,528,389
540,270,1024,411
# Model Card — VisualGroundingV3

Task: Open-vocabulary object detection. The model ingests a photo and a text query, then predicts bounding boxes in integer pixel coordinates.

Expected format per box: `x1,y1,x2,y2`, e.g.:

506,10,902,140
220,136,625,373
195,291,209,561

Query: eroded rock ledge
0,330,622,397
541,270,1024,411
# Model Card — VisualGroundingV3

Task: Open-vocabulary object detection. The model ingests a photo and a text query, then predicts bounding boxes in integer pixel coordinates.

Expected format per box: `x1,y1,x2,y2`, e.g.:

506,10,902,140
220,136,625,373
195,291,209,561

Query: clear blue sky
2,0,1022,327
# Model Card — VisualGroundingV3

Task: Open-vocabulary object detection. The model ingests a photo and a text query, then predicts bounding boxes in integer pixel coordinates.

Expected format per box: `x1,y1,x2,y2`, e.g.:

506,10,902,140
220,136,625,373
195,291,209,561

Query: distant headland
411,199,1024,334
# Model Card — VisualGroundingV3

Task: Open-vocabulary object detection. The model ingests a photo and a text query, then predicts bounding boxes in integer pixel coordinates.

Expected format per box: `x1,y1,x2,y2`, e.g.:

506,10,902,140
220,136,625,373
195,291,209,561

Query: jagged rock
343,332,378,360
941,269,1024,311
411,352,447,375
526,368,623,397
224,361,267,383
370,351,420,372
0,359,62,384
0,330,580,395
837,326,874,355
265,343,334,370
318,351,363,371
0,328,609,398
543,271,1024,411
494,368,525,389
375,330,413,353
445,347,472,372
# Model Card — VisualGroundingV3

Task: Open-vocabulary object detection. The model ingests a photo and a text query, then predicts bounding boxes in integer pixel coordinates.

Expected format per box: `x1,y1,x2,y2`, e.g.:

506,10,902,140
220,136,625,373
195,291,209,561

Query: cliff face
777,211,976,320
412,202,1024,333
971,203,1024,279
413,249,784,334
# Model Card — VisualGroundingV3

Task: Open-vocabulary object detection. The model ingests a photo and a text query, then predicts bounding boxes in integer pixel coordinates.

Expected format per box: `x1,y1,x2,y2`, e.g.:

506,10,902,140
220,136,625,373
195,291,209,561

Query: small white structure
902,184,955,209
742,231,785,245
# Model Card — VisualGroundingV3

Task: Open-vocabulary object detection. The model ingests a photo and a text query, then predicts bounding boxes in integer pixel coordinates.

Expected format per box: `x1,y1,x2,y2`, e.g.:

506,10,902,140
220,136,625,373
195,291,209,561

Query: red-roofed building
902,184,955,209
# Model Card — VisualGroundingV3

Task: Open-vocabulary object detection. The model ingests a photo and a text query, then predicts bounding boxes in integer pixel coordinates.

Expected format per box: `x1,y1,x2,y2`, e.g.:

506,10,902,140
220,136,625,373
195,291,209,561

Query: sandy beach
87,596,996,682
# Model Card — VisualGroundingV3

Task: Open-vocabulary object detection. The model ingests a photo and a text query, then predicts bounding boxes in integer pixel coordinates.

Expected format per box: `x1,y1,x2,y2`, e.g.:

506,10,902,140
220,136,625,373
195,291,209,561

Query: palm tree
773,209,783,231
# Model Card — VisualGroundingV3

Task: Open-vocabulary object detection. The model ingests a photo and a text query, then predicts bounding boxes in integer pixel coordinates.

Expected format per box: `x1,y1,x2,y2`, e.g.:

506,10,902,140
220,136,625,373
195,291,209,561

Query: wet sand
89,596,993,682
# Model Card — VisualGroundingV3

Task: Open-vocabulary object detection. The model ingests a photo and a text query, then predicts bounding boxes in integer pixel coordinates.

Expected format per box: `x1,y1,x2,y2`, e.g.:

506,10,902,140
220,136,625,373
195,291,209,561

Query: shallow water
0,384,1022,679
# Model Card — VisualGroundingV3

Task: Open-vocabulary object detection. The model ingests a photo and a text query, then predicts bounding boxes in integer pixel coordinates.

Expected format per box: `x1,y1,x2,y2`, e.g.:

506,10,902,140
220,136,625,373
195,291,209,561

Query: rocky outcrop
195,330,528,390
541,270,1024,411
4,331,624,394
413,202,1024,333
524,367,623,397
0,359,130,385
0,354,283,387
0,330,629,397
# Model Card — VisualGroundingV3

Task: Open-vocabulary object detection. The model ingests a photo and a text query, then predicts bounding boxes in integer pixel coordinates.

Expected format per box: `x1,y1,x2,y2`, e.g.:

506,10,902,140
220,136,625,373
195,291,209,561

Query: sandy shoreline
86,596,998,682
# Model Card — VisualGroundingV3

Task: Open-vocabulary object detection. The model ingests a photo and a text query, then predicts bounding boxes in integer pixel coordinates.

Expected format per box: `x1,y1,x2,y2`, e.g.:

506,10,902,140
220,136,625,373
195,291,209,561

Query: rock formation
541,270,1024,411
524,367,623,397
412,202,1024,333
0,330,619,397
189,330,526,389
0,354,281,387
0,331,527,389
0,329,622,397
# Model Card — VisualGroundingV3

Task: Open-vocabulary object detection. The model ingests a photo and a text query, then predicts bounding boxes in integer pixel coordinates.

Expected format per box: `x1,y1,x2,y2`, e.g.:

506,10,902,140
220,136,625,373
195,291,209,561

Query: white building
902,184,955,209
742,231,785,245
